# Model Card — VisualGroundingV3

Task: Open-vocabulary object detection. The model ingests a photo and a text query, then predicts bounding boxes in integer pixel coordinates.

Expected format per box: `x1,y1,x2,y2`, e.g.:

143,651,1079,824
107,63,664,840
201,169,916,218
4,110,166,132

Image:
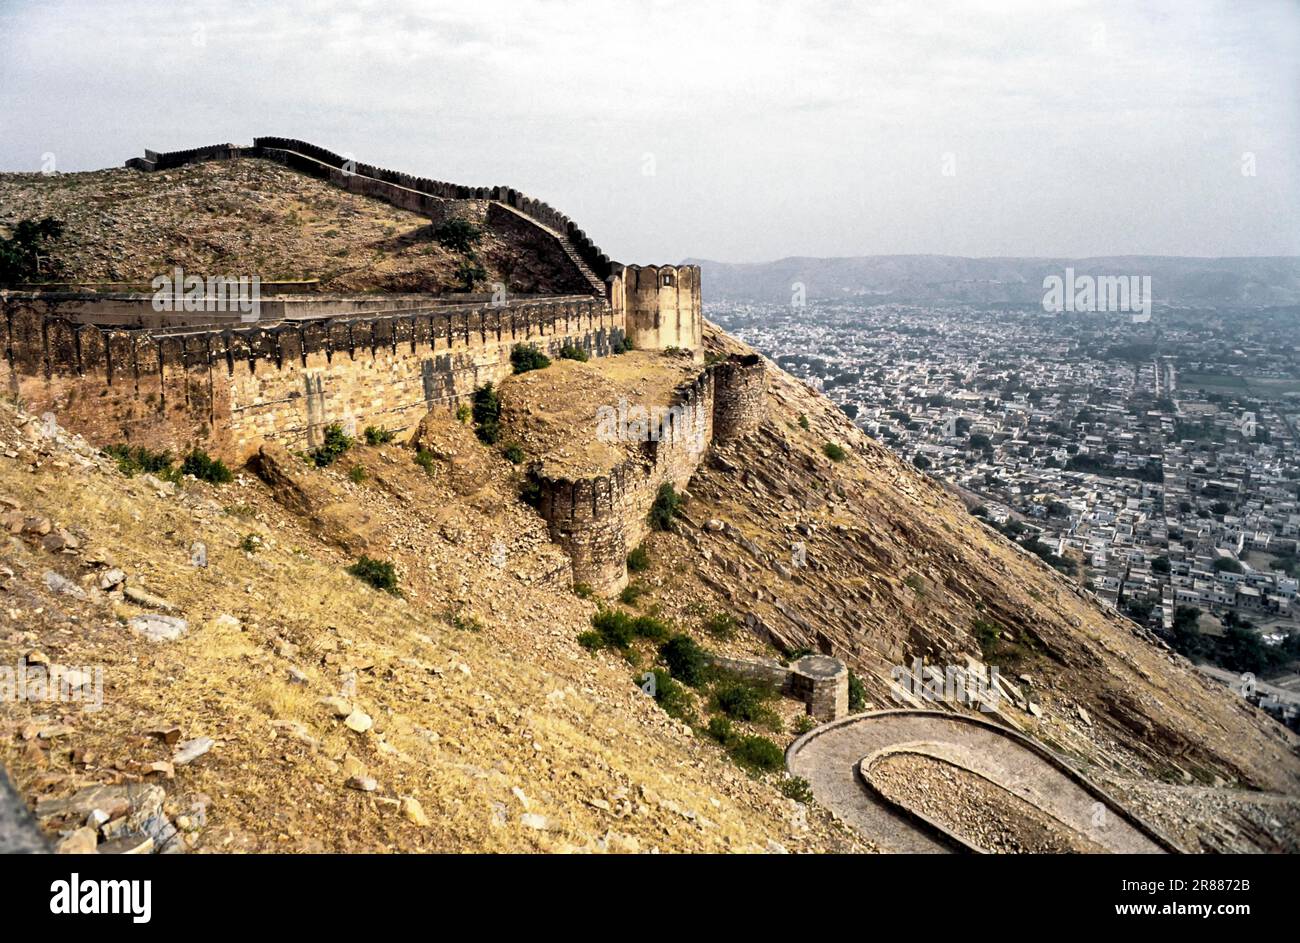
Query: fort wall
2,298,620,461
534,354,764,593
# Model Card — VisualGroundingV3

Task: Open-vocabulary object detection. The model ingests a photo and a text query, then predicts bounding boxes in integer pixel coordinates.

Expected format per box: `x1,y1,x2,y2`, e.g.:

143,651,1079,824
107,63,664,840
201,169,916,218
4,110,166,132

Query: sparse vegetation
618,582,647,606
582,608,672,654
449,610,484,632
414,449,437,476
511,344,551,374
823,442,848,462
613,335,634,354
649,482,682,531
779,775,815,802
626,544,650,573
728,734,785,773
847,670,867,712
472,383,501,444
572,582,595,600
180,448,233,484
792,714,817,735
712,674,781,731
430,216,482,253
701,611,738,640
309,424,354,467
347,556,399,594
239,534,261,554
658,634,710,687
0,216,63,285
798,414,810,430
363,425,395,446
103,444,178,481
558,343,589,362
639,668,695,723
502,442,525,464
348,465,368,484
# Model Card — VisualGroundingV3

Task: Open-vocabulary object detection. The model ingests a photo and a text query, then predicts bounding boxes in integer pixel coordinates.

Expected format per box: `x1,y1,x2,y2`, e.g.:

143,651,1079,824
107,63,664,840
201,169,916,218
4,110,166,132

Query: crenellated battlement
607,264,702,355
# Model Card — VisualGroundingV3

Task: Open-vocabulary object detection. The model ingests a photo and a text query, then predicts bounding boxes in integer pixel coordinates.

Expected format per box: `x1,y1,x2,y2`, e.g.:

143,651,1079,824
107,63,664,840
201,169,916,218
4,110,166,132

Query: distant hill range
686,255,1300,306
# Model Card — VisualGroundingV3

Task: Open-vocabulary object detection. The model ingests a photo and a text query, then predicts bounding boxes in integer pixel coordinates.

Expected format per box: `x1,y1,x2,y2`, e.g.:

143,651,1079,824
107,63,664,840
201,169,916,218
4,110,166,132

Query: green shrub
239,534,261,554
180,449,232,484
456,259,487,291
472,383,501,444
364,425,395,446
503,442,525,464
713,676,780,729
310,424,353,467
619,582,646,606
659,634,710,687
577,630,604,651
613,335,634,354
511,344,551,374
705,716,737,746
728,735,785,773
640,668,694,723
0,217,63,286
103,444,178,481
588,609,636,650
558,343,589,362
430,217,482,253
798,414,810,431
649,482,682,531
572,582,595,600
791,714,817,735
631,613,671,641
626,544,649,573
847,670,867,712
414,449,437,476
455,403,472,424
779,775,815,802
823,442,848,462
519,475,541,508
702,611,737,640
347,556,399,594
348,465,368,484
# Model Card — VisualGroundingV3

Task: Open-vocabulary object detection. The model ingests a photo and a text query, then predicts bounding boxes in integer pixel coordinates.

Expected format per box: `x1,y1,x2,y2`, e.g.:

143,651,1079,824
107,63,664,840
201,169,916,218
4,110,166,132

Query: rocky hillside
0,159,588,295
0,398,868,853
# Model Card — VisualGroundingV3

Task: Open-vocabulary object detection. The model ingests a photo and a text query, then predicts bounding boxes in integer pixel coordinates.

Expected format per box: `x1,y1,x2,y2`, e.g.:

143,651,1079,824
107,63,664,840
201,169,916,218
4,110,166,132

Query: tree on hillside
0,217,63,285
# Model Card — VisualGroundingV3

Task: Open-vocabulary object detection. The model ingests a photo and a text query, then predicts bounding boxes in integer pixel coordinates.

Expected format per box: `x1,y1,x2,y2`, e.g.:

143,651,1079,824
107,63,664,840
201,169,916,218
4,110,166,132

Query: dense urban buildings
713,300,1300,727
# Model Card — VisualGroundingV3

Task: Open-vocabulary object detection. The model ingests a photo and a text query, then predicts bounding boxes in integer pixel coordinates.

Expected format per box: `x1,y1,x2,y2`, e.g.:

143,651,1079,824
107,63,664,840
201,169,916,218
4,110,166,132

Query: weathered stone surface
129,614,188,642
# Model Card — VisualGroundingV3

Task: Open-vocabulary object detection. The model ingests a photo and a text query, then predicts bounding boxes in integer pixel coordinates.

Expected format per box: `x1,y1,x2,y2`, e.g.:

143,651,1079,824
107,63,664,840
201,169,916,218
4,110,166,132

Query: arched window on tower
661,272,675,287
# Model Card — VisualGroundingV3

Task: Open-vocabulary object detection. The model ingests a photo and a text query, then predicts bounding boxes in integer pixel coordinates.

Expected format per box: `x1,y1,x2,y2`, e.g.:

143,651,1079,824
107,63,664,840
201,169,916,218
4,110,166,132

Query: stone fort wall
1,298,620,461
607,264,703,355
536,354,766,593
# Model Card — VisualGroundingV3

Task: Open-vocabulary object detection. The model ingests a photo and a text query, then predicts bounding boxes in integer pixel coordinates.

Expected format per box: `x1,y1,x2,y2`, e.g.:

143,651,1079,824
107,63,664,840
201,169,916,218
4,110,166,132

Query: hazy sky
2,0,1297,263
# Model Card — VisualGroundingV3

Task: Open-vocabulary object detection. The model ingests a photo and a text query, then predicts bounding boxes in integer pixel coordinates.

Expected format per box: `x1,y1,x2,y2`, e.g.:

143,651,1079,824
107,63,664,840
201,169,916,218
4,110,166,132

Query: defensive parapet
608,264,702,355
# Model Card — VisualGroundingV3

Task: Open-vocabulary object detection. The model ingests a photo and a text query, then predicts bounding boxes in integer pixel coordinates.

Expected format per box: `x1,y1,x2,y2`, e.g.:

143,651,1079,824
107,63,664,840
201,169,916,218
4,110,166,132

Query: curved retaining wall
787,708,1182,853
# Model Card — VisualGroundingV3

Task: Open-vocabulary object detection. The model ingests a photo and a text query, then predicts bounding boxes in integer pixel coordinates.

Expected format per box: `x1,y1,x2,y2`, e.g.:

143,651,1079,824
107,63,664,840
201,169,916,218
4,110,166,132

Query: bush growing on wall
430,217,482,253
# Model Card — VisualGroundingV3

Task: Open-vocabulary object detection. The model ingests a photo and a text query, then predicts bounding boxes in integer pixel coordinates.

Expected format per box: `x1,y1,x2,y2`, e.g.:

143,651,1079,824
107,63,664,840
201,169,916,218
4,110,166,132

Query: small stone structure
710,652,850,722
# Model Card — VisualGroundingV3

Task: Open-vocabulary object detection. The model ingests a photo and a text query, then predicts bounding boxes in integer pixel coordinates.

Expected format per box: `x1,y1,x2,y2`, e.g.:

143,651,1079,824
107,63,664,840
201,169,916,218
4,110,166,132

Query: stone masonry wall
2,298,619,461
712,353,766,444
609,265,702,353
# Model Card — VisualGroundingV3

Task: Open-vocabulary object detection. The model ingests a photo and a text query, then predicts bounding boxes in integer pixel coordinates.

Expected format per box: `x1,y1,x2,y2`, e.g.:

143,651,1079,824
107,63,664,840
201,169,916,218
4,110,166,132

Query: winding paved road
787,709,1173,853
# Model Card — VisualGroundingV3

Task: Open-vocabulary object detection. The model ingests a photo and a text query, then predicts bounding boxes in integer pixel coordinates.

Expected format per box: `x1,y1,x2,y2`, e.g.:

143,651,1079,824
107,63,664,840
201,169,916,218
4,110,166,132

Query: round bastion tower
608,264,703,359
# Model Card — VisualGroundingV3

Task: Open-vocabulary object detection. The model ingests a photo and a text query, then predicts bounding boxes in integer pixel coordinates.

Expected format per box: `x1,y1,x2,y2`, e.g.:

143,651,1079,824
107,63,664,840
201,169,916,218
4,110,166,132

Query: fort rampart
1,296,620,460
